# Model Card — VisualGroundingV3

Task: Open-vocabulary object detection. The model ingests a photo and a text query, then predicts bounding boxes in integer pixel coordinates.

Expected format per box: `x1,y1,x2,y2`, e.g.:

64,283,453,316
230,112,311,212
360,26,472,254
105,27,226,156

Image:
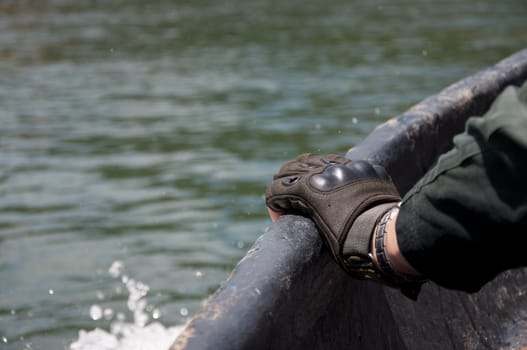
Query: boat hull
172,49,527,350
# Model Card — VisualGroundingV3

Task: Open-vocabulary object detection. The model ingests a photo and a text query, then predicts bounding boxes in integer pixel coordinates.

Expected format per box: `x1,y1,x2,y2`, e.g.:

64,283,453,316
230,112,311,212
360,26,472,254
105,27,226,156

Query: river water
0,1,525,349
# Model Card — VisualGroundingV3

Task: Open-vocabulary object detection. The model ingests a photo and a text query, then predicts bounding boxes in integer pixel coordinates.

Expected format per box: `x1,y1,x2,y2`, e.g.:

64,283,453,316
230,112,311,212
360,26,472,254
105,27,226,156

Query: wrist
370,206,426,300
341,202,425,300
371,206,422,277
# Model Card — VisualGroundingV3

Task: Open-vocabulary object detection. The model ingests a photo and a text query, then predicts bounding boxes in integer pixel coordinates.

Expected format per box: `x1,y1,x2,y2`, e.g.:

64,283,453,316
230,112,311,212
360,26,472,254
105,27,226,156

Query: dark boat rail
172,48,527,350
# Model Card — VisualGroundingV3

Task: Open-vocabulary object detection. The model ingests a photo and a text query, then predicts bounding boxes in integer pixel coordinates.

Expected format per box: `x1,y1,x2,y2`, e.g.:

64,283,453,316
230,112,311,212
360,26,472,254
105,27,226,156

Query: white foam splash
69,261,185,350
70,323,184,350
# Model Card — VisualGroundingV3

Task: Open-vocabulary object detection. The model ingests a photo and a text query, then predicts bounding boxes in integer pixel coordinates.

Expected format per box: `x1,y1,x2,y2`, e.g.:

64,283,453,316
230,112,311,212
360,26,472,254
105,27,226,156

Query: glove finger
274,153,349,180
297,153,349,167
265,179,298,212
273,159,308,180
324,153,350,164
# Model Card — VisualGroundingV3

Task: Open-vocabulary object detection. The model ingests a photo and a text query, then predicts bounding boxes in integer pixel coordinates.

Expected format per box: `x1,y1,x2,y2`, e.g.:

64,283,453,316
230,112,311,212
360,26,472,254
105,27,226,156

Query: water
0,0,525,348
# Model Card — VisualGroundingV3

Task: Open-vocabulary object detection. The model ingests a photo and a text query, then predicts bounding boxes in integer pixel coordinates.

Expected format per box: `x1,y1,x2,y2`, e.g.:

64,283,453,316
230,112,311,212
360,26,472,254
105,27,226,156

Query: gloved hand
265,153,423,299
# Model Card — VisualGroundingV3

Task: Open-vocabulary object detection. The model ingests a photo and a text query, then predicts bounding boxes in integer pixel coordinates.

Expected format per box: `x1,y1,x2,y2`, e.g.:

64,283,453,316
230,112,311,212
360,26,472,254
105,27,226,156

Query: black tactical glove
265,153,424,299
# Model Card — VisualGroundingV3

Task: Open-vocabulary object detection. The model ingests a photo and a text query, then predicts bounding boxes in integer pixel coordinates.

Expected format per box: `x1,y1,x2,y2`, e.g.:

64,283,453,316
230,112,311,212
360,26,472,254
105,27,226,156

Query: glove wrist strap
342,203,396,259
342,204,426,300
341,203,399,287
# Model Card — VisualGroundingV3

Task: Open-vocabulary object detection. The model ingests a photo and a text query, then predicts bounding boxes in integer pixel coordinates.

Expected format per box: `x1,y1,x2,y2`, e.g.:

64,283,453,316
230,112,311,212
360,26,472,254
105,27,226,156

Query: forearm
394,82,527,292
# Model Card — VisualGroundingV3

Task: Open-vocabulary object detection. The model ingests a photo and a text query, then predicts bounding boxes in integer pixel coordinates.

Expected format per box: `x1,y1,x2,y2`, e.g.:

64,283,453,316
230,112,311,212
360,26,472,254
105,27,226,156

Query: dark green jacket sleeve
396,81,527,292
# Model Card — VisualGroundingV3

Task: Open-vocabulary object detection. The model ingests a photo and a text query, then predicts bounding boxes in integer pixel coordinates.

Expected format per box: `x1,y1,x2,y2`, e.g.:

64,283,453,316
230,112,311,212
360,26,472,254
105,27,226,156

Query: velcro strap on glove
342,202,397,259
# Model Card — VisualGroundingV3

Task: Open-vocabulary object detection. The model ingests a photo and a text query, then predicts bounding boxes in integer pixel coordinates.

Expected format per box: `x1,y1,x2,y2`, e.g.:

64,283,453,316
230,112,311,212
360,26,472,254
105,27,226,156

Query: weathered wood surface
171,48,527,350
